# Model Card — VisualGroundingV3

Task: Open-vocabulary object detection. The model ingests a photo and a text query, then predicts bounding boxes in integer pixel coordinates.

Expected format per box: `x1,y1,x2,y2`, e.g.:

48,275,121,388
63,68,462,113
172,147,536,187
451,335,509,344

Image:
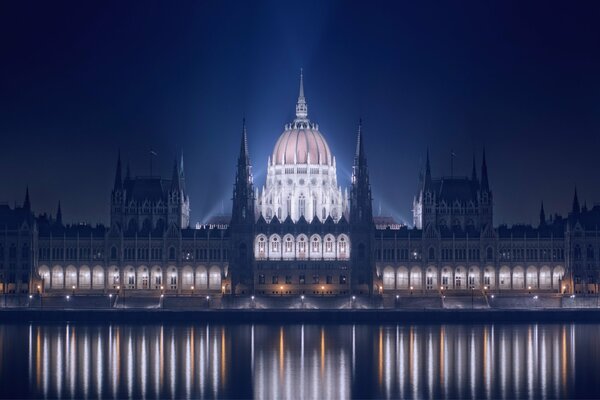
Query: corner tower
350,121,374,294
230,119,255,294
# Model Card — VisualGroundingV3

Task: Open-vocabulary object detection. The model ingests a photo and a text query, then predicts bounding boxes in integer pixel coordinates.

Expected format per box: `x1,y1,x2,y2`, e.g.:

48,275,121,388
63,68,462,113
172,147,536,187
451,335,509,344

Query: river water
0,322,598,399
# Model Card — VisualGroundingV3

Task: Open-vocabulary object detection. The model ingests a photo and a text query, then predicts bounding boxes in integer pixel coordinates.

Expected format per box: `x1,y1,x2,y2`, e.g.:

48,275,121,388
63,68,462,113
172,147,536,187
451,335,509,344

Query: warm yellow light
321,286,324,290
191,286,194,290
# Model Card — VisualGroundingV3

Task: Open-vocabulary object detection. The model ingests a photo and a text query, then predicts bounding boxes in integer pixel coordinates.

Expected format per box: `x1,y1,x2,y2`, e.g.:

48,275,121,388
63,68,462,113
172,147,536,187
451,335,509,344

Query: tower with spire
168,156,190,229
230,119,256,294
350,120,374,294
110,151,125,229
479,148,493,227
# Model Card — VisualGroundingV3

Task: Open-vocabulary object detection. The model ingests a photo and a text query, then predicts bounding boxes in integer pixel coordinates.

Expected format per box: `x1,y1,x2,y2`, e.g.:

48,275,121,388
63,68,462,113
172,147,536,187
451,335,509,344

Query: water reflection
0,323,597,398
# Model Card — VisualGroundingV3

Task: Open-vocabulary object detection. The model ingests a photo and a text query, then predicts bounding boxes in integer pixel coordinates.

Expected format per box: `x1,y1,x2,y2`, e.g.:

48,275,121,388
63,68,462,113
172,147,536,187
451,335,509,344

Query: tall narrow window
299,195,305,217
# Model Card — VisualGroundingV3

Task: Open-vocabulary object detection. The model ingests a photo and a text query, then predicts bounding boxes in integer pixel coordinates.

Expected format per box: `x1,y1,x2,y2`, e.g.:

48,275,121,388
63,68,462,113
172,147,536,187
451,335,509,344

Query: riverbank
3,307,600,324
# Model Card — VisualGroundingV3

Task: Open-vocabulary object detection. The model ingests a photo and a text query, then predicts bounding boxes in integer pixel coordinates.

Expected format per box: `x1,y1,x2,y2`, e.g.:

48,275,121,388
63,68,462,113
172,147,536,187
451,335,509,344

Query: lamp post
28,294,32,308
191,286,194,296
410,286,413,296
160,293,164,309
109,293,113,308
206,295,210,308
72,285,75,296
300,294,305,308
528,285,532,295
38,285,42,309
395,294,399,308
321,286,325,297
351,295,356,308
251,295,255,309
280,286,284,297
471,287,474,309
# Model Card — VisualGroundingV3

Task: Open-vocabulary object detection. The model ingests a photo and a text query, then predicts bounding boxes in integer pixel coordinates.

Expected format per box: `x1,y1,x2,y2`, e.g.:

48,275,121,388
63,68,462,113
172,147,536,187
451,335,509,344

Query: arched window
168,247,176,260
110,246,118,260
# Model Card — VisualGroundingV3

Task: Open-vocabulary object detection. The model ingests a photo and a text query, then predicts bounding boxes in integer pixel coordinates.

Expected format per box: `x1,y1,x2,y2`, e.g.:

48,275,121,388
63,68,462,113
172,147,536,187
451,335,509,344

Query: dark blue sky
1,1,600,226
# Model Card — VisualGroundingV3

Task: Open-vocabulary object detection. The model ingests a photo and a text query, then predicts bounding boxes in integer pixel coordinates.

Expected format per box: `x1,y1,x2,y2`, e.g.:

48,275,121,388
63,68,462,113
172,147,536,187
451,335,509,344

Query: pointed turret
56,201,63,226
354,119,367,167
424,148,432,188
114,151,122,190
481,148,490,192
539,201,546,227
295,69,308,120
23,187,31,212
179,152,186,194
572,187,580,214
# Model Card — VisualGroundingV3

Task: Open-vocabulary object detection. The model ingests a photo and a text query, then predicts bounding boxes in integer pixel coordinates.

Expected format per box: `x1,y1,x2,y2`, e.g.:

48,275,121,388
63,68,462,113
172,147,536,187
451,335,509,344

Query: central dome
272,126,332,166
271,70,332,166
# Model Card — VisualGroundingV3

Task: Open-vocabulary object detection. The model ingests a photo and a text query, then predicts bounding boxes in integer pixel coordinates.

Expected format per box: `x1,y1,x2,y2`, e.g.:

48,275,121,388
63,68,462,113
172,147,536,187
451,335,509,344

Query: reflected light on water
7,323,592,399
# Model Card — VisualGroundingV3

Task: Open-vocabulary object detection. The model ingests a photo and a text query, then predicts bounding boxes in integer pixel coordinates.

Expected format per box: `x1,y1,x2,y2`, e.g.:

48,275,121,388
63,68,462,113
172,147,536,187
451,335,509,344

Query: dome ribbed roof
272,126,332,166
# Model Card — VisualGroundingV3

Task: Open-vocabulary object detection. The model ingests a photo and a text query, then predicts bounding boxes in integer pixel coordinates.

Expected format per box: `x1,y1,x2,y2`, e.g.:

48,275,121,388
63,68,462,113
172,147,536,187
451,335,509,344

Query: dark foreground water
0,322,599,399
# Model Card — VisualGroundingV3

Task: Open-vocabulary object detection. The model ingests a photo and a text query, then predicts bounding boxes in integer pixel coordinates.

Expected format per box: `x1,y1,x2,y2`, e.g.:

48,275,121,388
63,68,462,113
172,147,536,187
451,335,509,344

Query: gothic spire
424,148,432,187
354,119,366,167
231,118,254,225
295,69,308,120
239,118,250,166
351,119,372,225
572,187,580,214
179,152,186,193
481,148,489,191
539,201,546,227
114,151,122,190
23,186,31,211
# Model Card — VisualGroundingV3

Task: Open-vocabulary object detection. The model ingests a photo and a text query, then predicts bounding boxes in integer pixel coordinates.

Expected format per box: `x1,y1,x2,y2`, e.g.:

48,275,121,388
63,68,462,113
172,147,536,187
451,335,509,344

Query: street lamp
72,285,75,295
280,285,284,297
28,294,32,308
301,294,305,308
321,285,325,296
109,293,113,308
410,286,413,295
206,295,210,308
191,286,194,296
395,294,399,308
528,285,532,295
251,295,255,309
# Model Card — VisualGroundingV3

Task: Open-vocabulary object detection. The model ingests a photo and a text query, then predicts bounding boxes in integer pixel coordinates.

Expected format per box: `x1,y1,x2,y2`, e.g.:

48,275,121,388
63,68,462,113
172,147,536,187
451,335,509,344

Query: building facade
2,73,598,298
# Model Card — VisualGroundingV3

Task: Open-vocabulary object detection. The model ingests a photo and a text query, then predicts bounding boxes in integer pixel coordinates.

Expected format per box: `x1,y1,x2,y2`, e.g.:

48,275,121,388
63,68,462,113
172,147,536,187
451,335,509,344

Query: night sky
1,1,600,226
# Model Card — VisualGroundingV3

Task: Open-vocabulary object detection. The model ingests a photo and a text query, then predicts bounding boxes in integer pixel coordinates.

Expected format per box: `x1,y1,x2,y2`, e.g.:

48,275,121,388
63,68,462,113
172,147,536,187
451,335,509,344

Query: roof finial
295,69,308,120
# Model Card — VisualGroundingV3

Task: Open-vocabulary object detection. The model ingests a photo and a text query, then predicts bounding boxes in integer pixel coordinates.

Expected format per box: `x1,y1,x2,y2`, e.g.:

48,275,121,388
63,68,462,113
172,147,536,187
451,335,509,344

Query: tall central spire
295,69,308,120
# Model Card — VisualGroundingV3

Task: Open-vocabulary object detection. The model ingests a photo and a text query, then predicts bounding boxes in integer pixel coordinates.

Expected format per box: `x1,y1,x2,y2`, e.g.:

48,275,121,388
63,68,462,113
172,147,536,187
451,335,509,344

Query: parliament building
1,73,598,299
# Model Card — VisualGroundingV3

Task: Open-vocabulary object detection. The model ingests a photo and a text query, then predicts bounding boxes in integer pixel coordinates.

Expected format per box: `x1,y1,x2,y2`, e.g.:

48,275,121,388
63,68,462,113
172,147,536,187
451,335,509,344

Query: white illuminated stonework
256,72,348,222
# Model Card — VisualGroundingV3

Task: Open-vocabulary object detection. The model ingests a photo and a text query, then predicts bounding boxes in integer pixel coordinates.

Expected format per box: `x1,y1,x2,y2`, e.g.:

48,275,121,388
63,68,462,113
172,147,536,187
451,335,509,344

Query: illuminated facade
2,73,600,298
